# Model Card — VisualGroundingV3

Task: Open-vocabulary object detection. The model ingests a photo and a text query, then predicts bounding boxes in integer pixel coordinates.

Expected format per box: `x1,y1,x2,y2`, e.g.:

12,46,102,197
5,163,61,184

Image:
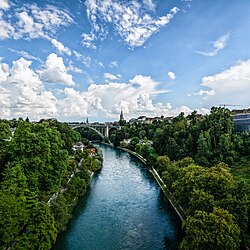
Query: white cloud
0,19,14,39
0,58,210,121
193,89,215,96
0,0,9,10
8,48,42,63
143,0,156,11
197,60,250,106
51,39,71,56
0,4,73,40
0,62,9,82
58,74,171,119
168,71,176,80
81,33,96,49
0,57,57,119
103,72,121,81
137,93,154,111
73,50,92,67
83,0,179,48
196,33,230,57
38,53,75,86
68,64,83,74
99,62,104,68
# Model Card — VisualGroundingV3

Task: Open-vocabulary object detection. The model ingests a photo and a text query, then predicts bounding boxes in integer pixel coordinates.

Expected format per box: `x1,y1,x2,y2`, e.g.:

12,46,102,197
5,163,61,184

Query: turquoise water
53,144,181,250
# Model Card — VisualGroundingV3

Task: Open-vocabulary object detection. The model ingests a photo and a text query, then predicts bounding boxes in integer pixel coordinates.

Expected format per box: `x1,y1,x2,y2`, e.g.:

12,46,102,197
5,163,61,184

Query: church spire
119,109,125,126
120,109,124,121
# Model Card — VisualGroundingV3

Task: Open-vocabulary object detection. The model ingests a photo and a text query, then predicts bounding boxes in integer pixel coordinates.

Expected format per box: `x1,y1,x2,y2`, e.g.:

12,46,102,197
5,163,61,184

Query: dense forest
0,118,102,250
110,107,250,249
1,107,249,249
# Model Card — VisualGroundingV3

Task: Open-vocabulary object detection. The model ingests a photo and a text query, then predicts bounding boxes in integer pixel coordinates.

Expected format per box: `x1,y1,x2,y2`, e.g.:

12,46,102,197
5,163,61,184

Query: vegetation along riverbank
0,118,103,250
108,107,250,250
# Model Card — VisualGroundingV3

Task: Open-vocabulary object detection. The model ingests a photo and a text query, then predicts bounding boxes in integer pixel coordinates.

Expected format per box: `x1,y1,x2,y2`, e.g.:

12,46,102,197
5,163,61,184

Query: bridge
68,122,121,138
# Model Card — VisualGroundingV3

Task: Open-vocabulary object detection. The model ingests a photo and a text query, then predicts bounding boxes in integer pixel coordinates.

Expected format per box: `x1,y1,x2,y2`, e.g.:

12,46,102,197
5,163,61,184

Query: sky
0,0,250,122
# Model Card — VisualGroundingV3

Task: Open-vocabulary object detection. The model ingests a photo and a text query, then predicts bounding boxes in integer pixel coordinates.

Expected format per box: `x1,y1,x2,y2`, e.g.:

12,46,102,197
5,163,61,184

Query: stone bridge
69,123,121,138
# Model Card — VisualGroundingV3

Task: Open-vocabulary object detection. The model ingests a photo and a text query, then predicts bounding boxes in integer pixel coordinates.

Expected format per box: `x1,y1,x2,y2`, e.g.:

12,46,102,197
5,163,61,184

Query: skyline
0,0,250,122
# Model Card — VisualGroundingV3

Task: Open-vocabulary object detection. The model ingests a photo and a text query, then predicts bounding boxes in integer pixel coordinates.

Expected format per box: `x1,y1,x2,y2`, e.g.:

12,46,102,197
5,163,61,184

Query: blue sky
0,0,250,122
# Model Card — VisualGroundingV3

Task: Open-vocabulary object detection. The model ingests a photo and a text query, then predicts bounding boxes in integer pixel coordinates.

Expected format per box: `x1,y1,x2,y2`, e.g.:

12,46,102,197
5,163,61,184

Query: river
53,144,182,250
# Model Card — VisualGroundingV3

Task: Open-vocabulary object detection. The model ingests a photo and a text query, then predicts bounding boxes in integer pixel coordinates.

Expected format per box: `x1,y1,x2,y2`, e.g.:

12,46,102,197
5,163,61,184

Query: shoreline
101,143,185,222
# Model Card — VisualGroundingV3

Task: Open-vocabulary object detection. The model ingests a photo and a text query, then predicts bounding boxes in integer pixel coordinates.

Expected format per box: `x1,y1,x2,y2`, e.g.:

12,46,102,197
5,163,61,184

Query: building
72,142,85,152
129,115,172,124
233,113,250,132
86,147,97,156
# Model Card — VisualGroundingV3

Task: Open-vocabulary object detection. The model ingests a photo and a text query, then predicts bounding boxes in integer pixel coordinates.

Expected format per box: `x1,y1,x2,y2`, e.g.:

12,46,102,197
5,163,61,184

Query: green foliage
0,118,94,248
9,121,68,194
14,202,57,250
0,121,11,140
156,155,171,175
50,194,71,231
106,107,250,248
181,208,241,250
1,163,28,196
175,157,195,168
128,136,140,151
0,191,29,249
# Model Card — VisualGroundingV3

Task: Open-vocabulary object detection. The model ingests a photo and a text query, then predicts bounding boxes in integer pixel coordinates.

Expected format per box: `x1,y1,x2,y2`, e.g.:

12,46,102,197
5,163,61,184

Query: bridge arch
72,125,105,139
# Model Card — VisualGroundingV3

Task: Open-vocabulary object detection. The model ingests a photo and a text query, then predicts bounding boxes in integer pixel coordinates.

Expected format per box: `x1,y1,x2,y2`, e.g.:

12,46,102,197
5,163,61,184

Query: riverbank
114,146,185,222
51,148,103,242
53,143,181,250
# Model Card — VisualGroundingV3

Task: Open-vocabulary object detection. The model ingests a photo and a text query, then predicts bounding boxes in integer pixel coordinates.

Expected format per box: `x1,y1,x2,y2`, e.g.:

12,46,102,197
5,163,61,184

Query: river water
53,144,181,250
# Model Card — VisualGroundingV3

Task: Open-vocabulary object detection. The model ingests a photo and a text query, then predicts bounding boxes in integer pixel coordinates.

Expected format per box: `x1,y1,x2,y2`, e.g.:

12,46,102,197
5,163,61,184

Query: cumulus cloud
168,71,176,80
197,60,250,107
103,72,121,81
38,53,75,86
0,57,57,119
0,57,207,121
51,39,71,55
0,4,73,40
196,33,230,57
82,0,179,48
55,74,172,119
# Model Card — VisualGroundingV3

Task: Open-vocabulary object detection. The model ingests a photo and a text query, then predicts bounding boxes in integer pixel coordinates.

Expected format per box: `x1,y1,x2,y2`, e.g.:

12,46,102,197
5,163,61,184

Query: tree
14,202,57,250
195,131,212,166
188,189,216,214
0,191,28,249
50,194,71,231
0,121,11,140
128,137,140,151
156,155,171,175
181,208,241,250
203,162,235,200
172,164,205,208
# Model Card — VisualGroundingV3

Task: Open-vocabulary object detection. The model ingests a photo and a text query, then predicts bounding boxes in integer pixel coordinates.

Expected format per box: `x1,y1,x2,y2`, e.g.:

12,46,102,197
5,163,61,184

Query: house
85,147,97,156
72,142,85,152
